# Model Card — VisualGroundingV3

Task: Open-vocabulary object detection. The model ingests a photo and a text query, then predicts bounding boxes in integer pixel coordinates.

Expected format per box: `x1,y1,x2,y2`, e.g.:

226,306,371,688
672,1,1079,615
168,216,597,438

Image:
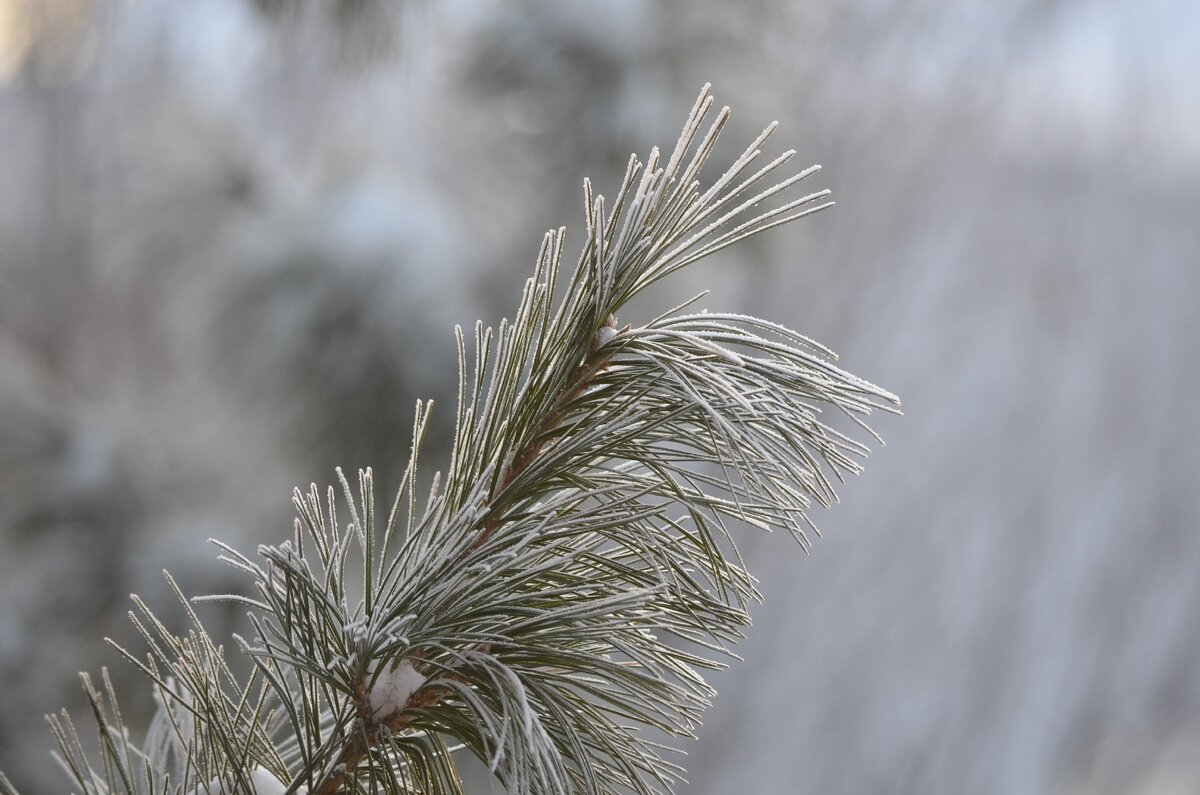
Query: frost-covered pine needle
13,85,899,795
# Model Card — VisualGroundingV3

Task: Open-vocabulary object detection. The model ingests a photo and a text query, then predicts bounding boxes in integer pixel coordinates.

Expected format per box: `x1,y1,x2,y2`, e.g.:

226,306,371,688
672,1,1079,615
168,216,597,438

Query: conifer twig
10,85,899,795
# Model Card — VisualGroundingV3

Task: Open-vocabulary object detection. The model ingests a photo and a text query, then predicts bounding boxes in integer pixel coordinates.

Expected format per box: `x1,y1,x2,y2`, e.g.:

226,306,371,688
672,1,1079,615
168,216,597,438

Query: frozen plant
0,85,899,794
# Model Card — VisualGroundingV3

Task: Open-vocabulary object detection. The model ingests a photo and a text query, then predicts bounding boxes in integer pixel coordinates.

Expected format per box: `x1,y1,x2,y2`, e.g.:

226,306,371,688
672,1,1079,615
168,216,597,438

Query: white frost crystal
188,766,302,794
249,768,299,794
367,658,427,720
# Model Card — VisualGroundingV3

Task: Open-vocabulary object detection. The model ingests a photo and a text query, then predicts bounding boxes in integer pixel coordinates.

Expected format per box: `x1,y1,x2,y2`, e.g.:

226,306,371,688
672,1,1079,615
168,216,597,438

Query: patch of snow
188,765,302,794
367,658,427,720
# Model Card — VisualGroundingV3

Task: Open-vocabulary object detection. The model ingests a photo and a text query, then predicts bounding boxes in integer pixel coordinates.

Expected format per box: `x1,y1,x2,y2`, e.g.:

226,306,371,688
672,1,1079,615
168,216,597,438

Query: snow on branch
13,84,898,795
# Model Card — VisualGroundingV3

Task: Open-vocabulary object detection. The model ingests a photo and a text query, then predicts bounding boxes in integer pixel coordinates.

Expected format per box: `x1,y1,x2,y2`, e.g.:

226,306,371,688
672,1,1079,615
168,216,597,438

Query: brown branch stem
313,657,485,794
311,323,620,793
468,341,617,553
314,317,619,792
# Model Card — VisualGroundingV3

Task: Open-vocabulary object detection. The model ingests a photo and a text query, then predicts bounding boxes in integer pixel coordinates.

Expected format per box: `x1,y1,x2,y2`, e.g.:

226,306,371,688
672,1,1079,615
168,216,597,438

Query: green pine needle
14,85,899,795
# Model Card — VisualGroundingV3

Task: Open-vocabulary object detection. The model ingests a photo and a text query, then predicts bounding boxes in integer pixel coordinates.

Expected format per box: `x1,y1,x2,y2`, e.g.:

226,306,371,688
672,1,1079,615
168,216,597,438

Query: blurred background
1,0,1198,792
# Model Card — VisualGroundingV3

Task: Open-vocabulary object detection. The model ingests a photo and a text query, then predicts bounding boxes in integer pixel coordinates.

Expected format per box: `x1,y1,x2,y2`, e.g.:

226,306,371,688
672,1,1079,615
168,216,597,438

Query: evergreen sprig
4,85,899,795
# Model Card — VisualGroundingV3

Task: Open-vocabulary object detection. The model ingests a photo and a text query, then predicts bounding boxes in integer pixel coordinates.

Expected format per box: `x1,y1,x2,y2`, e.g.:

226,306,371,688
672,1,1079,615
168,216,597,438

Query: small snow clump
367,658,427,720
188,766,301,794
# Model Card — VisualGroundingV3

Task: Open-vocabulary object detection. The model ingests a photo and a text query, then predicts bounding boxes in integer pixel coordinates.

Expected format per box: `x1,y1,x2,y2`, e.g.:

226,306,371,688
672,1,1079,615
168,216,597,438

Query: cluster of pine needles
0,85,898,795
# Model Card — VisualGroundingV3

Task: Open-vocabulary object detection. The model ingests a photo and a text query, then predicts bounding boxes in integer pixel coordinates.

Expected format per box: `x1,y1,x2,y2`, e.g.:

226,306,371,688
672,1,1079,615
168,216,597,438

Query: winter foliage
1,86,897,794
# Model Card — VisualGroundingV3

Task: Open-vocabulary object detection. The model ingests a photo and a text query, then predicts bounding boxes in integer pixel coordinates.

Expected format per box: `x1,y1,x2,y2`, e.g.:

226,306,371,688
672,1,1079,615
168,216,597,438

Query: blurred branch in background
1,0,1198,793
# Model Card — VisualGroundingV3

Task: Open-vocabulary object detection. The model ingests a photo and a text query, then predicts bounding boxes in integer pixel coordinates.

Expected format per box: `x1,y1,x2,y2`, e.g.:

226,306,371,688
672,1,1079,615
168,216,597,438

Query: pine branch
9,85,899,794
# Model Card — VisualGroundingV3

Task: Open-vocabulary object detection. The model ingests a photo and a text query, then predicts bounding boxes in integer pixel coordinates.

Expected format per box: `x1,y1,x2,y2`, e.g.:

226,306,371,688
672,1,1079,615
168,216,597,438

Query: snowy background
1,1,1198,792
